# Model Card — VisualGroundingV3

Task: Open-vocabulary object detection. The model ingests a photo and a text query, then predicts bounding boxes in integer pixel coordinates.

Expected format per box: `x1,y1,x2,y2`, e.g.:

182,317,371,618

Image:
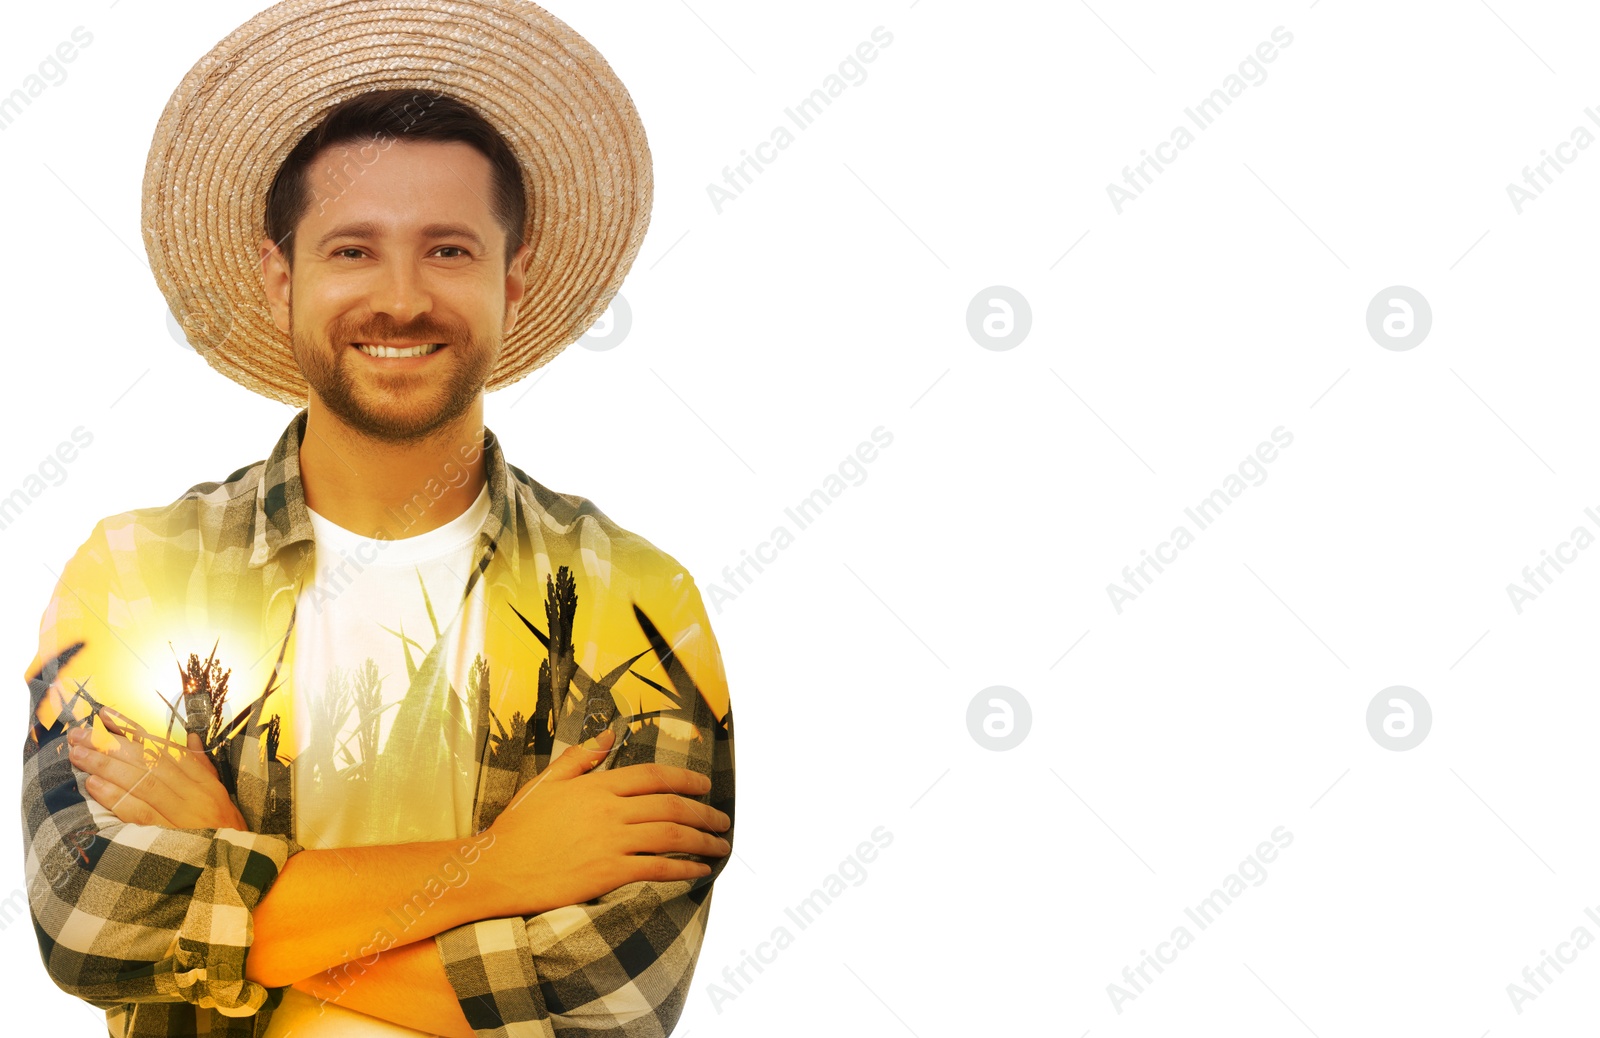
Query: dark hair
264,88,527,271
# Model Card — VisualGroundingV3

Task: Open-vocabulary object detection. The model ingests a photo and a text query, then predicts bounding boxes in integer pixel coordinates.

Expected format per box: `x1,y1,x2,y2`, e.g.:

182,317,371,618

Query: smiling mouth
353,343,443,358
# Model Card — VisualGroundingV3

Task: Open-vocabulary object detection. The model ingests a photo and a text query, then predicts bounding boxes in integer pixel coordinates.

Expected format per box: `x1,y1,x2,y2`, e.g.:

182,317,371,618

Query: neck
297,397,488,540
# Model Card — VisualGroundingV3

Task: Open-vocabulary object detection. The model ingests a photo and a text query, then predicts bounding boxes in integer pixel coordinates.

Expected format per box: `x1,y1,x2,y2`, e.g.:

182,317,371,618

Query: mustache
330,317,468,343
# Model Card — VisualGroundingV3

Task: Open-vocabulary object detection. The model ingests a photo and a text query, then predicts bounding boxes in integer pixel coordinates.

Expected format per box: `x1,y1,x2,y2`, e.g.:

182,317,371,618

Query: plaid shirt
20,409,735,1037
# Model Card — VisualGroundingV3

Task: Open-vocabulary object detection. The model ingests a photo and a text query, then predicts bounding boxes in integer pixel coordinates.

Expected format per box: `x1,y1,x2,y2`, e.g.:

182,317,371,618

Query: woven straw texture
141,0,653,404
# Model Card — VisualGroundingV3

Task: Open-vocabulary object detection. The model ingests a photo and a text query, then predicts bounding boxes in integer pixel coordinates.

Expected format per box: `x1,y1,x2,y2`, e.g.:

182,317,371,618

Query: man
19,2,735,1036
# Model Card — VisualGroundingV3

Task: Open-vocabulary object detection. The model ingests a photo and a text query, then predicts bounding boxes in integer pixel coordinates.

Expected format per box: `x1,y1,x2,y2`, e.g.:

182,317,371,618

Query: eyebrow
314,221,487,252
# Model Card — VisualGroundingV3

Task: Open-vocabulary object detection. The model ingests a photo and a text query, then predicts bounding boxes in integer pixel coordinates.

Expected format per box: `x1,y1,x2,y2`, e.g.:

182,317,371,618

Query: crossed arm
246,836,495,1037
294,937,475,1037
26,529,734,1036
61,707,730,1037
59,707,487,1024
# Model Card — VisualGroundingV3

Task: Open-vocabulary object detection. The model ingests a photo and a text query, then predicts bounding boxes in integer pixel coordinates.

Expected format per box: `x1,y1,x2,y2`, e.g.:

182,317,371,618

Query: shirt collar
248,408,520,583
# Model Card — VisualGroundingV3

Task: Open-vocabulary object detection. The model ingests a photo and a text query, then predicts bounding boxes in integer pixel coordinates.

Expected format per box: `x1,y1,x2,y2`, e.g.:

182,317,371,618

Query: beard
291,303,497,444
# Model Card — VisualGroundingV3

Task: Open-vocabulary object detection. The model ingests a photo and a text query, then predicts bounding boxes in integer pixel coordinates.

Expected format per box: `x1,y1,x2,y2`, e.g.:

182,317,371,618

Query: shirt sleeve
20,519,301,1017
434,565,735,1037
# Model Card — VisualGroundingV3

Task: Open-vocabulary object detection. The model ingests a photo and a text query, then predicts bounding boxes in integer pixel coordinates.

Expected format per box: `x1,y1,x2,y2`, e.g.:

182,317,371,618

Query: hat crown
143,0,653,404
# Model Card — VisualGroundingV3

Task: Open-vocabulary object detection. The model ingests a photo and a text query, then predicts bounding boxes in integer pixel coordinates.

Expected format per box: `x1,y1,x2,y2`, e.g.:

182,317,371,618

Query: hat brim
142,0,652,405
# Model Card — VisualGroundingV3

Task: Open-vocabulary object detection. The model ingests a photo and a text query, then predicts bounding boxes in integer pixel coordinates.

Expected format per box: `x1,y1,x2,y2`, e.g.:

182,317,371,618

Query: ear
502,242,533,334
260,236,292,335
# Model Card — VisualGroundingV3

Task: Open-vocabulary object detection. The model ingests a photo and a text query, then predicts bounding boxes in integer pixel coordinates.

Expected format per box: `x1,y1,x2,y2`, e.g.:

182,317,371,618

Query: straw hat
142,0,652,405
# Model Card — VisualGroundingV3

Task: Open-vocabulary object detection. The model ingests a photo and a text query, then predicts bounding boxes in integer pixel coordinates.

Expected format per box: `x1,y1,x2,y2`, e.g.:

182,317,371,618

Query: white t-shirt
262,484,490,1037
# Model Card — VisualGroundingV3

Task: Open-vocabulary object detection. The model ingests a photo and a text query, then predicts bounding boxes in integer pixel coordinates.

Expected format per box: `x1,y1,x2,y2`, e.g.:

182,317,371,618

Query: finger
100,706,153,745
592,762,712,799
92,728,210,788
95,708,190,757
620,821,732,860
72,741,185,808
180,733,220,779
561,728,615,774
512,730,616,801
98,706,128,737
92,752,213,829
83,772,174,827
82,730,169,776
621,793,731,832
619,855,716,884
142,746,220,804
86,725,176,773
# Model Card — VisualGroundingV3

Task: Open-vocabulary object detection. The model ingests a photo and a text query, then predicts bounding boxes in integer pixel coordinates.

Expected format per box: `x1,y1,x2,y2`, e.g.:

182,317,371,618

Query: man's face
261,138,530,443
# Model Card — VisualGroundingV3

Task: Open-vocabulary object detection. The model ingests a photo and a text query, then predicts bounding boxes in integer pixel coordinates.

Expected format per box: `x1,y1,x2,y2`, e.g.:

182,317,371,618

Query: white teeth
356,343,442,358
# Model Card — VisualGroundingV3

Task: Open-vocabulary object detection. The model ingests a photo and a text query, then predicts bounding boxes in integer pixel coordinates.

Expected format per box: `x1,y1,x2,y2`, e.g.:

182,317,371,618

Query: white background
2,1,1598,1035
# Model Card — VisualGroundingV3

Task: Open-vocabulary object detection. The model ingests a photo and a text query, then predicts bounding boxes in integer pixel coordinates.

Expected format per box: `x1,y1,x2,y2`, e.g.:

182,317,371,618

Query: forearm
292,938,476,1038
246,832,498,989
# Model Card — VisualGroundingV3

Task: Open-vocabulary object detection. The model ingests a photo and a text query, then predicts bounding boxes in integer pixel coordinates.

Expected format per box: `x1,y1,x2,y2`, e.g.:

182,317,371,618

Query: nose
368,254,433,325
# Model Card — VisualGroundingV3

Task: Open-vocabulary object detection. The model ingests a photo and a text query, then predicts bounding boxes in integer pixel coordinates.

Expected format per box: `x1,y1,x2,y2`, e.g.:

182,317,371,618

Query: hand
483,728,732,917
66,706,249,831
